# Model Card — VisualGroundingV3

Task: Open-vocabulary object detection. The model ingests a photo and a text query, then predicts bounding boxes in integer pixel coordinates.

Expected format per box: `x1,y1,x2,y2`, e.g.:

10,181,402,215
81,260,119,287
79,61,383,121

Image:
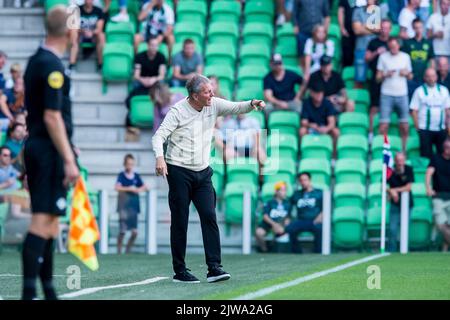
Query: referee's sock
22,233,47,300
40,238,58,300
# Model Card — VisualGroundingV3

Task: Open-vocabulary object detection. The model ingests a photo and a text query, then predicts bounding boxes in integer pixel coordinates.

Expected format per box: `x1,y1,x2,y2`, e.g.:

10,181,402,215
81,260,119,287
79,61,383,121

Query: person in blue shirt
255,181,292,253
115,154,148,254
286,172,323,253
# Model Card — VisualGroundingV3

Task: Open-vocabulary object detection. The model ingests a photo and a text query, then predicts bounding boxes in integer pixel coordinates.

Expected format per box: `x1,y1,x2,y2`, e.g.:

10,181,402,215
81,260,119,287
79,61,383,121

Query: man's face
193,83,214,106
413,21,423,37
388,39,400,54
441,0,449,15
310,90,324,106
183,43,195,58
380,21,392,37
424,69,437,86
395,153,406,168
321,63,332,75
85,0,93,6
411,0,420,8
125,158,135,172
155,0,163,7
438,57,449,74
276,185,287,200
271,62,283,73
12,126,26,141
0,149,11,166
148,39,158,55
443,141,450,158
299,174,311,190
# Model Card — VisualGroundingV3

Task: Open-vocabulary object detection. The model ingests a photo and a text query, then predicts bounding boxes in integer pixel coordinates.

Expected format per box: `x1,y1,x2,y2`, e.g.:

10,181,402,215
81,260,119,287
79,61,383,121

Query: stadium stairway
1,7,246,253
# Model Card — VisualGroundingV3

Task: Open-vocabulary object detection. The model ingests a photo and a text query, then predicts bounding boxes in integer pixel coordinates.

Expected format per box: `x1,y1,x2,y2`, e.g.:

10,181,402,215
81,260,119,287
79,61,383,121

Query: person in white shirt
427,0,450,59
152,74,265,283
410,68,450,158
376,37,413,151
303,24,335,82
399,0,420,40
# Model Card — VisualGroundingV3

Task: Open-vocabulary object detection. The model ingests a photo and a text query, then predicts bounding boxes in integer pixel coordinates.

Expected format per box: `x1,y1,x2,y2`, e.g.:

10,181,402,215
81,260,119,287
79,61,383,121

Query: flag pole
381,163,387,254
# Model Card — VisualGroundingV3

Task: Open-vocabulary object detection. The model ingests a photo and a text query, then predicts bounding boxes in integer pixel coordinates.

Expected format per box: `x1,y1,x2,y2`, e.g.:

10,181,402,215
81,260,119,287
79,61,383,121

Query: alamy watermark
366,265,381,290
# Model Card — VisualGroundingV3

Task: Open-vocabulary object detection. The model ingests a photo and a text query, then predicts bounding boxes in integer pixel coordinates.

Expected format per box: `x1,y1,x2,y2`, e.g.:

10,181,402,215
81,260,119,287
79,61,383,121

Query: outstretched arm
215,98,265,117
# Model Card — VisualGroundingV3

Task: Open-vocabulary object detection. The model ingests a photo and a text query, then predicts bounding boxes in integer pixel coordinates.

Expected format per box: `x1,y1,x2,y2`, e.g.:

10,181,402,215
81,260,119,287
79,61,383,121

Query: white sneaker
110,12,130,22
24,0,36,8
276,14,286,26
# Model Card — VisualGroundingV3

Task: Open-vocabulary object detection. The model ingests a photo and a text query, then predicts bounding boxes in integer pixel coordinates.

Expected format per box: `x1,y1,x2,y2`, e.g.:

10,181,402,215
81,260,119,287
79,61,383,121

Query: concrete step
73,121,152,143
72,100,126,122
0,8,45,33
71,73,129,100
0,30,44,56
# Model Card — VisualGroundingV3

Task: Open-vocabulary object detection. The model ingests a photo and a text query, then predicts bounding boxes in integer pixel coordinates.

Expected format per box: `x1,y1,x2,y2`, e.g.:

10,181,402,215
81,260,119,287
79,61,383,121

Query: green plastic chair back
338,112,369,136
224,182,257,224
207,22,239,47
371,135,402,159
298,158,331,186
406,135,420,159
337,134,369,160
211,161,225,198
332,206,364,249
176,0,207,24
240,43,271,67
174,22,205,50
335,158,367,184
130,95,154,128
236,86,264,101
204,64,234,93
226,157,259,185
333,182,366,209
369,159,383,184
244,0,275,24
106,21,135,44
301,134,333,160
237,64,268,89
342,66,355,89
268,110,300,137
263,157,297,186
276,23,296,47
210,1,241,25
409,206,433,249
102,42,134,81
347,88,370,114
242,22,274,47
246,110,266,128
205,43,236,67
368,182,382,208
412,183,431,209
267,133,299,161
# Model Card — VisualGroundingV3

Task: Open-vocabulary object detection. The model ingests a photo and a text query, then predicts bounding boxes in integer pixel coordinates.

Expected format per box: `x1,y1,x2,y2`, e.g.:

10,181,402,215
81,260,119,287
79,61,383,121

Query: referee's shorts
24,137,69,216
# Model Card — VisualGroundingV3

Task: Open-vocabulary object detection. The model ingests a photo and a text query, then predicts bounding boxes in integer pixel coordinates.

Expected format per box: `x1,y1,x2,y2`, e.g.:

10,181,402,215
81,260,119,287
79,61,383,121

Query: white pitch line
60,276,169,299
234,253,391,300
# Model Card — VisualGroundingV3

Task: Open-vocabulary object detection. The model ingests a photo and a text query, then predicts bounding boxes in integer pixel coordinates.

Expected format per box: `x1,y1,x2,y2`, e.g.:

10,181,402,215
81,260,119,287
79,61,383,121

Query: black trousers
419,129,447,159
167,163,221,273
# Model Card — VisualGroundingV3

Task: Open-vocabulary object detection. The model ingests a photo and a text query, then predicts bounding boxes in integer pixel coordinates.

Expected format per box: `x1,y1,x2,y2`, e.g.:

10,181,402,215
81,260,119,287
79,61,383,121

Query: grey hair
186,74,211,97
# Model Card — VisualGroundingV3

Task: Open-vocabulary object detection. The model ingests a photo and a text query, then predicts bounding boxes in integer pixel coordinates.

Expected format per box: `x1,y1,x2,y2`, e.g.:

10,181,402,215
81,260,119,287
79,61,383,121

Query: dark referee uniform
24,45,73,215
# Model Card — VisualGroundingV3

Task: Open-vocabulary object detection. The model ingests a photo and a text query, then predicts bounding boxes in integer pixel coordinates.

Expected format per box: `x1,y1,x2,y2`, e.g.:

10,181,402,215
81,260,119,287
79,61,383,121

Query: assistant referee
152,74,265,283
22,6,79,300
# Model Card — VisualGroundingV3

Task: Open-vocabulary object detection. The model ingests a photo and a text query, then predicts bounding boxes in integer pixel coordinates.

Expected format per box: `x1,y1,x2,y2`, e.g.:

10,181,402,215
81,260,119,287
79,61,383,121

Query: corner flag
68,177,100,271
383,134,394,180
380,134,393,253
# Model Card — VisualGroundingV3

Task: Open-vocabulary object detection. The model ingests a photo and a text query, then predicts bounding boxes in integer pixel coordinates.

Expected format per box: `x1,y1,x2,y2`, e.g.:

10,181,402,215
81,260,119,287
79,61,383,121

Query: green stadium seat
267,133,298,161
276,23,296,47
261,181,294,203
0,131,6,146
366,206,390,233
337,134,369,160
412,183,431,209
371,135,402,159
242,22,274,48
226,157,259,186
275,43,298,68
334,182,366,209
408,157,429,183
45,0,68,11
176,0,207,24
298,158,331,186
237,64,268,90
205,43,236,67
409,206,433,249
102,43,134,90
332,206,365,249
224,182,258,224
346,89,370,114
174,22,205,50
335,159,367,184
390,24,400,37
368,182,384,209
338,112,369,137
207,22,239,47
0,202,8,253
137,42,148,54
268,110,300,137
301,134,333,160
204,64,234,93
210,1,241,25
247,110,266,128
263,157,297,185
327,23,341,41
170,86,188,97
240,43,271,67
406,135,420,159
244,0,275,24
129,95,154,128
105,22,135,44
369,159,383,184
342,66,355,89
236,86,264,101
211,161,225,198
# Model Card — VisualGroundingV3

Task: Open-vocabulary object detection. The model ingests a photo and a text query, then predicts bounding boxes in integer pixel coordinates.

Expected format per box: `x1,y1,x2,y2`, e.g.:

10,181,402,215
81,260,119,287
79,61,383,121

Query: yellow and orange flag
68,177,100,271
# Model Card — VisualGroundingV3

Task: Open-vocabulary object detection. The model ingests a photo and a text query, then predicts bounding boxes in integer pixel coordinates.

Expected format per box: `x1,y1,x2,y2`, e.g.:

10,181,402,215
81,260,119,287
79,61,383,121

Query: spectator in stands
309,55,355,113
255,182,292,253
427,0,450,61
171,39,203,88
263,54,303,112
388,0,405,23
303,24,335,82
215,113,266,165
410,68,450,159
0,91,14,131
0,147,20,191
352,0,388,87
150,81,184,133
426,139,450,252
292,0,330,69
437,56,450,90
338,0,356,67
376,37,413,152
108,0,129,22
387,152,414,252
286,172,323,253
125,38,166,128
115,154,148,254
14,112,26,127
276,0,294,25
300,81,339,146
4,123,26,166
5,77,26,116
69,0,105,71
135,0,175,57
402,18,435,98
366,19,391,130
399,0,420,40
5,63,21,90
0,50,7,96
